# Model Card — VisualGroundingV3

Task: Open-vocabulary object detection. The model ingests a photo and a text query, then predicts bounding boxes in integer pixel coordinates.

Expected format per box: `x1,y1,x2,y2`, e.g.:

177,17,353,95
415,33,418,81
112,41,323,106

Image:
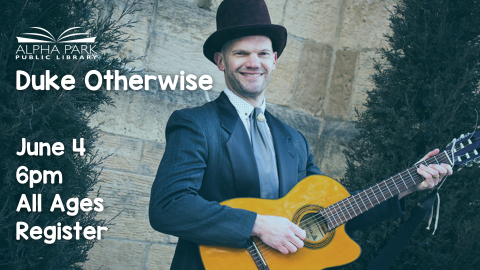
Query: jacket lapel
215,92,261,198
265,111,298,197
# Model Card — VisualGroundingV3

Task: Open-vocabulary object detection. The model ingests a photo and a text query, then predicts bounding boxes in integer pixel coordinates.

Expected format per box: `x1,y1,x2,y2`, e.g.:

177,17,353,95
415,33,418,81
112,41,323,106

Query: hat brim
203,24,287,65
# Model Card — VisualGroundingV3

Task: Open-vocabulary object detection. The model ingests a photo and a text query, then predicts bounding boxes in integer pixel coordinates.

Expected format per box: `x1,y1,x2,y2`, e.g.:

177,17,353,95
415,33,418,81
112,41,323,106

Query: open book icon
17,27,96,43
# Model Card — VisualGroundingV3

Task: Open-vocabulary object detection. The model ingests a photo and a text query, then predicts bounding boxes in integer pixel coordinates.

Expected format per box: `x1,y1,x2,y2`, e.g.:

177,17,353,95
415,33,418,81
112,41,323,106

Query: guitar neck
321,151,451,230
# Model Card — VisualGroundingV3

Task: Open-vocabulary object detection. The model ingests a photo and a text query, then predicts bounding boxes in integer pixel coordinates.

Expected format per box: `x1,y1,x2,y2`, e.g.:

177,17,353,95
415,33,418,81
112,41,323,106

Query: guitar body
199,175,361,270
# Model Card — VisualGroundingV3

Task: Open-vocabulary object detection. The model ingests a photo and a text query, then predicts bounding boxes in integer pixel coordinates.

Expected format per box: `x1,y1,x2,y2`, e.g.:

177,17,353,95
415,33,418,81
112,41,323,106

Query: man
149,0,452,269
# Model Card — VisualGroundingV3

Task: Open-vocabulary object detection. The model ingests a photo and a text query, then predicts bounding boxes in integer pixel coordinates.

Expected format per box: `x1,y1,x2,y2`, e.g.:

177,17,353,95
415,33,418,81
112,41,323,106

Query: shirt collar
223,87,266,120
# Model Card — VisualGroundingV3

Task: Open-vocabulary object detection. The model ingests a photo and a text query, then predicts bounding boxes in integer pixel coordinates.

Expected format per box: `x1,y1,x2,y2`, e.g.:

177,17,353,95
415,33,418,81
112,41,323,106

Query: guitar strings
299,150,455,230
255,156,445,261
322,154,452,229
254,154,452,261
251,153,451,259
300,138,472,232
253,155,451,260
248,137,474,262
252,135,476,258
254,140,476,262
250,149,457,260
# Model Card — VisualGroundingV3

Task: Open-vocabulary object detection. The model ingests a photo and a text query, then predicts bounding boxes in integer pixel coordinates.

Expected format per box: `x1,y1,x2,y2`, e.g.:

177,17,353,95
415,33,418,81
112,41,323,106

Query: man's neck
227,88,265,108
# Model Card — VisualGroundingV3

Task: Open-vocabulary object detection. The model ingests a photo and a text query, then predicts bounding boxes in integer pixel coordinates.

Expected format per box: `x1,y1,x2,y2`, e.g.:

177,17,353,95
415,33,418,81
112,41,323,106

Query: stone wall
82,0,396,269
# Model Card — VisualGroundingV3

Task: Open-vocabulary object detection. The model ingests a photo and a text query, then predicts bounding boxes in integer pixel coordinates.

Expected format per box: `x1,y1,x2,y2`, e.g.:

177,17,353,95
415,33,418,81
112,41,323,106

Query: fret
328,204,340,226
358,193,368,211
391,176,401,193
352,194,366,213
406,168,417,185
399,173,408,189
324,207,338,229
347,197,358,216
377,183,386,201
433,155,440,164
370,186,380,204
384,181,394,197
340,200,350,221
365,189,374,207
331,207,340,227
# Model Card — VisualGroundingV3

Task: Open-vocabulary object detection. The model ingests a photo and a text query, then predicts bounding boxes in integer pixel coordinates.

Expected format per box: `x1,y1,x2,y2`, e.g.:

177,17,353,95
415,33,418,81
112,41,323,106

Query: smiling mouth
240,72,263,77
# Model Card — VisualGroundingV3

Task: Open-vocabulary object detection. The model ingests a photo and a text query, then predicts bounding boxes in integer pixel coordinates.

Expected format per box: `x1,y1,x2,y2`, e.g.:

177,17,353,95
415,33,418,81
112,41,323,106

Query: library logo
15,27,97,60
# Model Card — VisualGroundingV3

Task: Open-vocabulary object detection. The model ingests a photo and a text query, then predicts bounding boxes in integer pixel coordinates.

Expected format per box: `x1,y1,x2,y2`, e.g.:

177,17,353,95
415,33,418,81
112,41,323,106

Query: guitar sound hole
299,213,327,242
292,204,335,250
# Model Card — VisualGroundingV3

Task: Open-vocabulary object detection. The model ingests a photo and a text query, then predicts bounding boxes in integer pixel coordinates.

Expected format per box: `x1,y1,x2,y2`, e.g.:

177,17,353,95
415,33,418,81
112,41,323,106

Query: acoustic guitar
199,131,480,270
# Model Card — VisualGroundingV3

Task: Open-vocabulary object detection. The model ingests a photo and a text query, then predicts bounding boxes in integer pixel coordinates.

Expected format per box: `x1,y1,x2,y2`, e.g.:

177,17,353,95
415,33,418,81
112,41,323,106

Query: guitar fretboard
320,151,451,230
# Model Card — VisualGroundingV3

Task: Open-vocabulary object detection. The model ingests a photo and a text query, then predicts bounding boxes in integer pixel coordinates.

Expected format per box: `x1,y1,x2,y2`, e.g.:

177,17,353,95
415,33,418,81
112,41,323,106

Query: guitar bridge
248,238,270,270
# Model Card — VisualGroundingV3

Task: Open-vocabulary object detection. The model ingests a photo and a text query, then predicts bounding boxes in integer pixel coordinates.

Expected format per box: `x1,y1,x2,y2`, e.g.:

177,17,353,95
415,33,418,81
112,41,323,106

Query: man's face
215,35,277,100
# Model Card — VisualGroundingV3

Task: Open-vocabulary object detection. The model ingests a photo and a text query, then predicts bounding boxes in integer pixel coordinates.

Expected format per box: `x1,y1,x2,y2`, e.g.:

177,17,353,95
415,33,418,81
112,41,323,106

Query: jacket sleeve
149,110,257,248
298,131,323,177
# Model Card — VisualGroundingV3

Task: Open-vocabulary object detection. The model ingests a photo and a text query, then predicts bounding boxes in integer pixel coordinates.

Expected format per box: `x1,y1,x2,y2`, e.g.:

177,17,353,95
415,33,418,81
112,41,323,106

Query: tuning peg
460,134,465,139
475,157,480,164
466,161,473,167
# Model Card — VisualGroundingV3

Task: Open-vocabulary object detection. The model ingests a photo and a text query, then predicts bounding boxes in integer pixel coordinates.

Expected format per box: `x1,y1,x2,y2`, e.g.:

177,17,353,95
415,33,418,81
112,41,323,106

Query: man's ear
272,52,277,71
214,52,225,71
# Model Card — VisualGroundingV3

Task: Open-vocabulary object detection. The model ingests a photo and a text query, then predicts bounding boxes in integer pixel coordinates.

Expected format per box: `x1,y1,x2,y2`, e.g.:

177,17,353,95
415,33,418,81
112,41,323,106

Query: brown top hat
203,0,287,64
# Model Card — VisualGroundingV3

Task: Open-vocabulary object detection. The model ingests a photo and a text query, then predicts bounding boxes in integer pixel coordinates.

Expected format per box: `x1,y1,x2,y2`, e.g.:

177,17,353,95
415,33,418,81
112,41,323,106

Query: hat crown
203,0,287,64
216,0,271,30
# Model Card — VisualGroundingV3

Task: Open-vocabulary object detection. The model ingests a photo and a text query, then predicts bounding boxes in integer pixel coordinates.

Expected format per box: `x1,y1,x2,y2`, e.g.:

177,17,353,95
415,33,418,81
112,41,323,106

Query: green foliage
341,0,480,269
0,0,139,269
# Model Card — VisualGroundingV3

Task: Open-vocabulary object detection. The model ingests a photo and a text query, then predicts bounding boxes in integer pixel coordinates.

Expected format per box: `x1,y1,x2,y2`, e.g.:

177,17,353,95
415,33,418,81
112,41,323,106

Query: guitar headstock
446,131,480,168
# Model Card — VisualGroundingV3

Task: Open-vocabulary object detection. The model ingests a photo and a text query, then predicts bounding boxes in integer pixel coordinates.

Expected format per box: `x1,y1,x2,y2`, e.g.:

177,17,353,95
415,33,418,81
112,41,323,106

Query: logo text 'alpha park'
16,27,97,61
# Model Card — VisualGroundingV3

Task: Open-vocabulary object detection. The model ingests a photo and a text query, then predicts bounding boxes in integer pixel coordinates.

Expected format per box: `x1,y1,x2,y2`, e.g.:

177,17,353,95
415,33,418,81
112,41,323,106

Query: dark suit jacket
149,92,404,270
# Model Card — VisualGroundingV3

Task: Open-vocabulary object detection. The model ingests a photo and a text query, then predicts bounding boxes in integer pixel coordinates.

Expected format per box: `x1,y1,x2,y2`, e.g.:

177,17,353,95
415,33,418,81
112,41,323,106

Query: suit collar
216,92,238,134
216,92,261,198
215,93,298,198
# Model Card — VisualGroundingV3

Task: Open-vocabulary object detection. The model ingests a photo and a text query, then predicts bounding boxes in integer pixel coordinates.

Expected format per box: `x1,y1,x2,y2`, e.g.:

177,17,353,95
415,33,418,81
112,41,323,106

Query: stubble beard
224,64,272,100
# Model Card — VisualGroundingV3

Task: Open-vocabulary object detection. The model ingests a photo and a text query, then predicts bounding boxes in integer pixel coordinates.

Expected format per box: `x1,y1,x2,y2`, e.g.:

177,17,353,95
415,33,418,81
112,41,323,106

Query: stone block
209,0,286,25
315,121,357,179
89,82,209,142
348,50,381,120
83,239,146,270
153,0,216,44
339,0,396,50
144,32,226,92
265,37,303,106
316,136,346,180
141,141,165,176
284,0,343,45
96,133,142,172
267,105,321,155
90,170,164,242
292,40,333,116
325,50,358,120
146,244,177,270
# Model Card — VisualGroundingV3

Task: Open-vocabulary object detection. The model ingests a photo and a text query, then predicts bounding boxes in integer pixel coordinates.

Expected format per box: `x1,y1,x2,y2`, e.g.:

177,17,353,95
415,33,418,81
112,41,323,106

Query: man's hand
399,149,453,199
251,214,306,255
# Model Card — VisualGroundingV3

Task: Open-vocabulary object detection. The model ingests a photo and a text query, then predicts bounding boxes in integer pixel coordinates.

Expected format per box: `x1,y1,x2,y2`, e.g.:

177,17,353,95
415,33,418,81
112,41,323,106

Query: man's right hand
251,214,306,255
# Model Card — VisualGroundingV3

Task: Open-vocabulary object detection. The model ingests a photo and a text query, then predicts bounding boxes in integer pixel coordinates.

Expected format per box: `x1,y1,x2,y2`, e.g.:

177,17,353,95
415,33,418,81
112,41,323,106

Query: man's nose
245,54,261,68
